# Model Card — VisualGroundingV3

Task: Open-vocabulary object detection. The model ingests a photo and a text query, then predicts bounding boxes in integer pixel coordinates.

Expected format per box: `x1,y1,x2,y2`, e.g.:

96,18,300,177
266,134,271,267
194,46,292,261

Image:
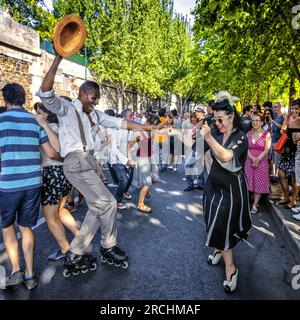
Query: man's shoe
195,184,204,190
4,270,24,288
123,192,132,200
117,202,126,210
47,249,66,262
293,213,300,221
184,186,194,192
23,274,38,290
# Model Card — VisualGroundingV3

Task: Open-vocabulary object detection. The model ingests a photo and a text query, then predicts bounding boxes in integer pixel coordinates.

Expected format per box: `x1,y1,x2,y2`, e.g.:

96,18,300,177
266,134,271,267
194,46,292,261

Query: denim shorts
0,187,41,228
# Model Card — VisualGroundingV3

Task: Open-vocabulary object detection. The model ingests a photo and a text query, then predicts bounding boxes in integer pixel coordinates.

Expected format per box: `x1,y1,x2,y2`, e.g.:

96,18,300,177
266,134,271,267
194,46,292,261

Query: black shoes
23,274,38,290
3,270,38,290
184,186,194,192
4,270,24,288
47,249,66,261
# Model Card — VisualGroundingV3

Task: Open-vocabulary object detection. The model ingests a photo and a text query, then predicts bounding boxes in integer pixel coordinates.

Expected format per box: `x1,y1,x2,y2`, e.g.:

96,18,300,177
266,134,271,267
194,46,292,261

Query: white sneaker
293,213,300,221
167,166,173,170
173,167,177,172
291,206,300,214
108,183,118,188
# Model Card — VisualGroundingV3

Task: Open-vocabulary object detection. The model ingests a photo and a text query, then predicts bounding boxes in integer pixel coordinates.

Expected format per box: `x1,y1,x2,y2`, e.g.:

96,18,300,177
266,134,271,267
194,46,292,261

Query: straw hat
53,14,87,58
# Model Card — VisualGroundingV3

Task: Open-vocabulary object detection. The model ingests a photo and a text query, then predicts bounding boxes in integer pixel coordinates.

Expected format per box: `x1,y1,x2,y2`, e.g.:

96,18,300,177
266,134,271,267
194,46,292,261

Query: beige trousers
63,151,117,255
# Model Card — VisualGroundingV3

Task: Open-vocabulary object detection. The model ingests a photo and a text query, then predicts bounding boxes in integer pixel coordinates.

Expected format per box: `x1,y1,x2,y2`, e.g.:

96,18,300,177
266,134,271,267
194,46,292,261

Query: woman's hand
252,157,260,168
200,121,211,141
35,114,48,128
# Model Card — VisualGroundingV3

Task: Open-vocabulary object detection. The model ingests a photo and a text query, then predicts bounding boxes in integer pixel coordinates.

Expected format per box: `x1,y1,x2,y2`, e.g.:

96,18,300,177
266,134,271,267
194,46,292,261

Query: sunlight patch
41,266,56,284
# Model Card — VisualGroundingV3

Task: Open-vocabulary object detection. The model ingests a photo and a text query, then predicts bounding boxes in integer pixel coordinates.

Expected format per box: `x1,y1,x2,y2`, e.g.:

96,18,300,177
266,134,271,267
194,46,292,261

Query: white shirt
107,128,133,165
36,89,123,157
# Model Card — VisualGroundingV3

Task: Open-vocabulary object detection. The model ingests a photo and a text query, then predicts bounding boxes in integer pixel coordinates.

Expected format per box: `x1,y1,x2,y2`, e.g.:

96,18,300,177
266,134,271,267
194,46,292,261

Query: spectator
245,113,271,213
0,83,59,289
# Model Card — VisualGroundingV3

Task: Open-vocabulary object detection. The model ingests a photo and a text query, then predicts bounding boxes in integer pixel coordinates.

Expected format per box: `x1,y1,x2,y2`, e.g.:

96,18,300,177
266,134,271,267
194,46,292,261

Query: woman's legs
252,193,261,212
289,176,299,207
138,186,150,207
278,169,289,201
58,196,80,236
222,249,236,281
43,203,70,253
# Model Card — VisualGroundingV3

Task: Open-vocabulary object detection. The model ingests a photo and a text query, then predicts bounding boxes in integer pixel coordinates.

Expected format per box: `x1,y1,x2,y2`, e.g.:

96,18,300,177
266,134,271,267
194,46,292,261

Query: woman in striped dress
201,94,252,293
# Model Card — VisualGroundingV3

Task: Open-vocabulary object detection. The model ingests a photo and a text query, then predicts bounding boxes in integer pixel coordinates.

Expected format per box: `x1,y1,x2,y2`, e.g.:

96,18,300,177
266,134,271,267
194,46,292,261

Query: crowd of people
0,55,299,294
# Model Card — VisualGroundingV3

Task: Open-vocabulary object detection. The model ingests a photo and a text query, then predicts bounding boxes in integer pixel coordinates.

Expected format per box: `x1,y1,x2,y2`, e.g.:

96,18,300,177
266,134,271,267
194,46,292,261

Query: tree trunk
291,55,300,83
289,74,296,105
267,82,271,101
256,90,260,105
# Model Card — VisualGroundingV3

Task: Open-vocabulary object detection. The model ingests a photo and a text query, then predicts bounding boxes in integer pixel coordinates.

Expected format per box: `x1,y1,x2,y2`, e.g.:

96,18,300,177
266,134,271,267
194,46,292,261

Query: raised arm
40,55,63,93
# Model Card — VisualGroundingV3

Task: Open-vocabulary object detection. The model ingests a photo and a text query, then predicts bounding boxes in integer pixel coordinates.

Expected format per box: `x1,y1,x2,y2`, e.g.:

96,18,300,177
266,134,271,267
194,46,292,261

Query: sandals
137,204,152,213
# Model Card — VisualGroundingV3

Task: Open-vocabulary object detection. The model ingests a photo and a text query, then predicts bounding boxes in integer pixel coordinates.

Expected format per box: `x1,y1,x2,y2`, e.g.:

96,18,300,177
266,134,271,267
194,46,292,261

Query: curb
270,202,300,261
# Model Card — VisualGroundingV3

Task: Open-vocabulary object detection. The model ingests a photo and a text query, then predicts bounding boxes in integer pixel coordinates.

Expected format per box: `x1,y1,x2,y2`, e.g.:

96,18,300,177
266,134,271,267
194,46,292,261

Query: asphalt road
0,167,299,300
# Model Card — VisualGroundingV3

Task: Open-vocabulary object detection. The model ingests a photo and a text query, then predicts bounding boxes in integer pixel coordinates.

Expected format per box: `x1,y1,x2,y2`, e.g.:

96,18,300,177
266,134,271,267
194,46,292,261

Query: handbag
273,132,288,154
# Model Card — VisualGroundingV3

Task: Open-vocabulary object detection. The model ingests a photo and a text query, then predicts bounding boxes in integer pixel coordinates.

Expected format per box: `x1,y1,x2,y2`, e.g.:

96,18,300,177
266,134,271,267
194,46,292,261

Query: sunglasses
212,115,232,124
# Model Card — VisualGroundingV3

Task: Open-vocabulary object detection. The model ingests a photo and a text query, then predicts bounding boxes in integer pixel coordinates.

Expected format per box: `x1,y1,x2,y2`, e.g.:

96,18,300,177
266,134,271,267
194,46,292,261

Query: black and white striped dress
203,129,252,251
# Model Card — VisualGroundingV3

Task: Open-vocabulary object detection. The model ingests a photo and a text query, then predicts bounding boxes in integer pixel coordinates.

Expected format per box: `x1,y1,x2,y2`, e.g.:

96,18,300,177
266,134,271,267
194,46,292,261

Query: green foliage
192,0,300,106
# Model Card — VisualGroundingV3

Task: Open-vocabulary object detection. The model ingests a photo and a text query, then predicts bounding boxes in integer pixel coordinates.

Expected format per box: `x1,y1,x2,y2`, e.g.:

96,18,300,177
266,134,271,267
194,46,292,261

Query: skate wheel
72,270,80,276
63,269,71,278
90,263,97,271
101,256,107,263
81,268,88,274
114,262,121,267
121,261,129,269
107,260,113,265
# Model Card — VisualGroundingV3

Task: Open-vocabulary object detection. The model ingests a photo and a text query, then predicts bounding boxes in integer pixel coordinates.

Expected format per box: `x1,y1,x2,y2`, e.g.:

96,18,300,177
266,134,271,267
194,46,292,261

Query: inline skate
100,246,128,269
63,251,97,278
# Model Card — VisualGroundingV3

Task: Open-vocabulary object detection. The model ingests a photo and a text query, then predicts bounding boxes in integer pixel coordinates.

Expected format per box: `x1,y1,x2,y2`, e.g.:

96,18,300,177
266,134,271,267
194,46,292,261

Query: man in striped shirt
0,83,58,290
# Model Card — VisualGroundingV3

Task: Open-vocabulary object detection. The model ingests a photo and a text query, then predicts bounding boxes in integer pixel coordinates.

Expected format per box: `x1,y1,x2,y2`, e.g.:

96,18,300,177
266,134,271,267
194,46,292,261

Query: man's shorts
0,187,41,228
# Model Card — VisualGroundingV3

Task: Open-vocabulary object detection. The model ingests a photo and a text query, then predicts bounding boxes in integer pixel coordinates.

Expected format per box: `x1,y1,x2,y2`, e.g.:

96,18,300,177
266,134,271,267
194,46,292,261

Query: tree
0,0,57,40
192,0,300,105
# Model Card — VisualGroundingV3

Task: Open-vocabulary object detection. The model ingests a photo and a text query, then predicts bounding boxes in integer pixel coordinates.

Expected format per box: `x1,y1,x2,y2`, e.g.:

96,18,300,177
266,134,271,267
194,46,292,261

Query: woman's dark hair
263,108,274,121
291,99,300,107
158,108,166,117
170,109,178,117
263,101,272,109
1,83,26,106
213,99,241,129
147,112,160,125
242,105,251,114
33,102,58,124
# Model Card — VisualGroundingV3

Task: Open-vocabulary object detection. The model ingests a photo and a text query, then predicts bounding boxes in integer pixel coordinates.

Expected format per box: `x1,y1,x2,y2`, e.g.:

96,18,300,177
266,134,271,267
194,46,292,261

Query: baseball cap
193,106,205,113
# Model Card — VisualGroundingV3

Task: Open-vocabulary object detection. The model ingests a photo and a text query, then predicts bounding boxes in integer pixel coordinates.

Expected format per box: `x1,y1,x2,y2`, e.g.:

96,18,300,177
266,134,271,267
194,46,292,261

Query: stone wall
0,54,32,107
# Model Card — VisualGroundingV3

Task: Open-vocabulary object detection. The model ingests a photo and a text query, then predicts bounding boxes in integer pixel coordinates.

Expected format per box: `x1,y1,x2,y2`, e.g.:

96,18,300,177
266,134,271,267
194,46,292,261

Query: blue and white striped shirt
0,108,48,192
